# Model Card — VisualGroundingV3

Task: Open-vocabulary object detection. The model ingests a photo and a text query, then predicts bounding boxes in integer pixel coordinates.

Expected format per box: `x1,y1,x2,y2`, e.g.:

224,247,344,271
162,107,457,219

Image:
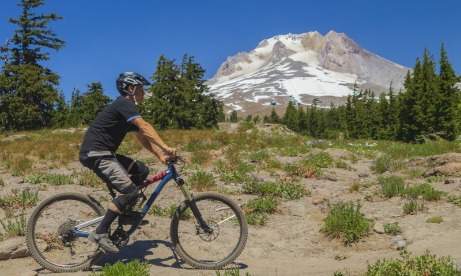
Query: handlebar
165,156,183,165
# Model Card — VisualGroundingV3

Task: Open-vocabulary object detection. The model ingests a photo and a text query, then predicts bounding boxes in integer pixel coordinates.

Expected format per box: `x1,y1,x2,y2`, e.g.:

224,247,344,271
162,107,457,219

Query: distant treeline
1,0,460,143
231,45,461,142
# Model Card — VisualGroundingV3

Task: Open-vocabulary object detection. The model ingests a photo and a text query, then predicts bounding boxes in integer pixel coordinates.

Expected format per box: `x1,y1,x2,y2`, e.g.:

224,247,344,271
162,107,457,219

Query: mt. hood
206,31,410,113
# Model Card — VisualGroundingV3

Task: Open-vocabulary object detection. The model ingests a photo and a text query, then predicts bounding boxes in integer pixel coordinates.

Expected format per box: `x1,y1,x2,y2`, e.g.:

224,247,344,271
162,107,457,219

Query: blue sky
1,0,460,100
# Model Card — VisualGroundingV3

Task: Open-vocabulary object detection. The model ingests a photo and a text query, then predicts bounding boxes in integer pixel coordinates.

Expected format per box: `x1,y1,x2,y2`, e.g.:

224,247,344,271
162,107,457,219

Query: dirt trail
2,129,461,275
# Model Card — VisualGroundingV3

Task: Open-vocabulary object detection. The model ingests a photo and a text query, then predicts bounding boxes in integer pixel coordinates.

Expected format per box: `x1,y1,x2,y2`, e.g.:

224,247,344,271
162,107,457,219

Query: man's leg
89,157,139,253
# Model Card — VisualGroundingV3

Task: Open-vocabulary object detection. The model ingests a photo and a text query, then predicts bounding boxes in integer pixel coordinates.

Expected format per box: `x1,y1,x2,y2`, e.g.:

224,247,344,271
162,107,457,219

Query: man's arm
131,117,176,161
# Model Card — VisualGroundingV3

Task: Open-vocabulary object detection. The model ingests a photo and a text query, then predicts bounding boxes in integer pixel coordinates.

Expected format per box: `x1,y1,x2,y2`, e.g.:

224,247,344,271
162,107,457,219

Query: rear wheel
170,192,248,269
26,193,105,272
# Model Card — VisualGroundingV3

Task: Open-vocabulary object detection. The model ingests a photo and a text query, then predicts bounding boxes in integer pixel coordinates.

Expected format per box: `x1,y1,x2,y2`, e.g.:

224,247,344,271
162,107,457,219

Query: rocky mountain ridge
206,31,411,114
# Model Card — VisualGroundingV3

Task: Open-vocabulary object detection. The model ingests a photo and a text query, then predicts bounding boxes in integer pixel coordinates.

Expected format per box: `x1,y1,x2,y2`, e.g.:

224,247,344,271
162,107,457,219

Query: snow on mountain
206,31,410,113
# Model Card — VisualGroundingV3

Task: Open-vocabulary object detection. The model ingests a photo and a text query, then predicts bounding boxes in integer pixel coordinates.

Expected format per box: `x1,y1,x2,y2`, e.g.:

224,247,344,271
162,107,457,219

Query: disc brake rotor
197,220,219,242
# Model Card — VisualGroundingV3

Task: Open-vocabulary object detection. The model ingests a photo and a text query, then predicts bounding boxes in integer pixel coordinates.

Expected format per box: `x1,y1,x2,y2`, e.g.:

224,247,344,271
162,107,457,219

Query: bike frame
72,163,196,238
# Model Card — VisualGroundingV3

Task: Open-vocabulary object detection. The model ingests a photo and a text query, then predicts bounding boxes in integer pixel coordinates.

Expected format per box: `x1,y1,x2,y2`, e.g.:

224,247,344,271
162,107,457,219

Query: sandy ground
2,135,461,275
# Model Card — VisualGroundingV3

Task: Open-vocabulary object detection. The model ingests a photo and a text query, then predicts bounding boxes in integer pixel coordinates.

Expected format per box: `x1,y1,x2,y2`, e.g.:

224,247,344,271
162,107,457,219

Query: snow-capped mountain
206,31,410,113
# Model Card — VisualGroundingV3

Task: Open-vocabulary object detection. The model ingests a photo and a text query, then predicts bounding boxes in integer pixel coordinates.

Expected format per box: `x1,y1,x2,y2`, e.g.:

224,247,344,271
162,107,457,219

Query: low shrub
89,259,150,276
0,189,38,210
403,199,424,215
190,150,211,166
188,171,216,191
216,267,252,276
302,151,333,169
383,222,401,235
366,249,458,275
321,201,372,245
372,154,392,173
148,204,191,220
248,150,271,163
403,183,445,201
378,175,405,198
245,196,278,214
0,214,26,239
426,216,443,223
245,213,269,226
24,172,73,185
446,195,461,207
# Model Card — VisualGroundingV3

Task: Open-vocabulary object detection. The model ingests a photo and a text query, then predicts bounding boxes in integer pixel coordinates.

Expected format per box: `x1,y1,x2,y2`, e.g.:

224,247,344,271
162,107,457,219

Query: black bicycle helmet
116,72,151,95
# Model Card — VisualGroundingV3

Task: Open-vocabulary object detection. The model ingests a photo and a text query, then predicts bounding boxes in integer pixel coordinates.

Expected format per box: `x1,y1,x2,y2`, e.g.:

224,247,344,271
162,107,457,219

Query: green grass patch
245,196,278,214
0,214,26,240
366,250,458,275
426,216,443,223
302,151,333,168
383,222,401,235
321,201,372,245
446,195,461,207
0,189,38,210
188,171,216,191
378,175,405,198
89,259,150,276
242,180,309,200
216,267,252,276
372,154,392,173
24,172,73,185
403,200,425,215
403,183,445,201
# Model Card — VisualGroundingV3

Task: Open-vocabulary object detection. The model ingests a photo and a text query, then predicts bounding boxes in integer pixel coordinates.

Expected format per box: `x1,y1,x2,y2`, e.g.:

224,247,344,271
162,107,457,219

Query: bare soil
2,126,461,276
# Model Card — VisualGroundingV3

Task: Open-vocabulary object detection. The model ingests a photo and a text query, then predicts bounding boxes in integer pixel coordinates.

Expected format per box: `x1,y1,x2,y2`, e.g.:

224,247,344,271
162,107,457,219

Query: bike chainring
57,220,78,246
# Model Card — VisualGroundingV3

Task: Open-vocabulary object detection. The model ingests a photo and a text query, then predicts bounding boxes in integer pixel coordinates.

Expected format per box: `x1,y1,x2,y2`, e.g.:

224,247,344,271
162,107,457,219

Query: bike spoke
171,193,248,269
27,196,103,271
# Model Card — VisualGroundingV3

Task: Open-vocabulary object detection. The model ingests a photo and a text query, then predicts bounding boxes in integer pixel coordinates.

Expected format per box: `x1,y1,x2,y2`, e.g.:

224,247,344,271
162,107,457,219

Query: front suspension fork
176,177,213,233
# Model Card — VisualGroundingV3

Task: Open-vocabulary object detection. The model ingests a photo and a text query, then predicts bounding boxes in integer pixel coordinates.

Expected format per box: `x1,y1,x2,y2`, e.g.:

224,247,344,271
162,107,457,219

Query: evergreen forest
263,46,461,142
1,0,460,143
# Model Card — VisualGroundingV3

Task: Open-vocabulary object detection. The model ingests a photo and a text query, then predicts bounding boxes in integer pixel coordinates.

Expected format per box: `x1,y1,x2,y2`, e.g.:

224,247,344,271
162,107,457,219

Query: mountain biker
79,72,176,253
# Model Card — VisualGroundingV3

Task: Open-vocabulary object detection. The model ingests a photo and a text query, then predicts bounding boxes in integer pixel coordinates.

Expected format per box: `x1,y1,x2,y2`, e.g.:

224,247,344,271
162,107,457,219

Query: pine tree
399,62,421,142
387,86,400,140
417,49,439,136
399,49,440,142
229,110,238,122
80,82,112,125
50,91,70,128
141,54,223,129
307,102,319,137
364,89,379,139
436,43,460,140
69,87,83,126
269,108,280,124
376,92,390,139
297,106,308,134
0,0,65,130
283,101,299,132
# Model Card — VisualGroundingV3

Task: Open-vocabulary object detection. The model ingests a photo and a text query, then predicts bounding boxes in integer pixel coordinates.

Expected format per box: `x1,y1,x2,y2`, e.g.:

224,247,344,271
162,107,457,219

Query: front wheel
170,192,248,269
26,192,105,272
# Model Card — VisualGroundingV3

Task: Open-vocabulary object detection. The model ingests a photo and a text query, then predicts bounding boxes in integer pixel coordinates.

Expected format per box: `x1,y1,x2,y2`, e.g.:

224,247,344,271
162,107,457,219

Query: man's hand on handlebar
163,147,177,157
160,147,177,164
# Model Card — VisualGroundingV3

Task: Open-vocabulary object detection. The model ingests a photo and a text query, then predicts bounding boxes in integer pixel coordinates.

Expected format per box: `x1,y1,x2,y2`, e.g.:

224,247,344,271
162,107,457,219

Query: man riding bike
79,72,176,253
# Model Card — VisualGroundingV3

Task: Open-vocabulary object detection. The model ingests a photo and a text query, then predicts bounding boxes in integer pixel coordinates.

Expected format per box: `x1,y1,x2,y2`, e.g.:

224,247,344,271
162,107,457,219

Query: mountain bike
26,156,248,273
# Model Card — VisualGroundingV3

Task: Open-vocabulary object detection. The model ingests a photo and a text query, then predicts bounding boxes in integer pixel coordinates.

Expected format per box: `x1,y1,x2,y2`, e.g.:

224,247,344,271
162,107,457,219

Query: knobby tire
26,192,105,272
170,192,248,269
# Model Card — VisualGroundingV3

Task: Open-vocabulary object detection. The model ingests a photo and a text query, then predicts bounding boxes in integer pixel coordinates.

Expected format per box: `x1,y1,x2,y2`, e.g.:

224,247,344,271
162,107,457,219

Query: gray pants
79,151,149,211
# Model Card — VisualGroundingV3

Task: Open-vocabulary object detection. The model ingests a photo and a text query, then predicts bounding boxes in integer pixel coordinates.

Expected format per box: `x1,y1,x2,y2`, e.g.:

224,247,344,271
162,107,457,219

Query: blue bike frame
72,163,187,238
